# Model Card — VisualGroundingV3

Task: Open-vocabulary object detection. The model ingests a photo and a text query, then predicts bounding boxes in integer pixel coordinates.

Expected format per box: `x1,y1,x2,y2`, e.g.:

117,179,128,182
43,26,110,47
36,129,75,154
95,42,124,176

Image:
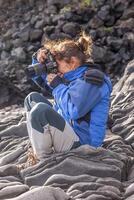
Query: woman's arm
52,79,102,120
30,52,53,94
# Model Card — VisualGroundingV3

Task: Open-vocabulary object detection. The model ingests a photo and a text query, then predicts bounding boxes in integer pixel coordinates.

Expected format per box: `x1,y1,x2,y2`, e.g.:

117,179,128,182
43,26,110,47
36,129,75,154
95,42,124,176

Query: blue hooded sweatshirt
31,57,112,147
52,65,112,147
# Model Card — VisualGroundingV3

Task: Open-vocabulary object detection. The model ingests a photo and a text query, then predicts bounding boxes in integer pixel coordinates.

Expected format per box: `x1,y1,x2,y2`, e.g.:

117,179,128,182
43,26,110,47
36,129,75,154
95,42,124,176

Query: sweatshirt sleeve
30,55,53,92
52,79,102,120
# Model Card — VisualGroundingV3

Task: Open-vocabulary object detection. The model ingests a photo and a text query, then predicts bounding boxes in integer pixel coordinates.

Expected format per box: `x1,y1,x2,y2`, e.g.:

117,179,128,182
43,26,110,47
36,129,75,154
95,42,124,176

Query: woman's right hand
37,49,48,64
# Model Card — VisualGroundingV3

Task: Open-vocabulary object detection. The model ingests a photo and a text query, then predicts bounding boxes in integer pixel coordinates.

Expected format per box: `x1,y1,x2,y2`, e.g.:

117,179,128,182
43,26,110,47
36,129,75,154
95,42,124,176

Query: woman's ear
70,56,76,63
70,56,81,69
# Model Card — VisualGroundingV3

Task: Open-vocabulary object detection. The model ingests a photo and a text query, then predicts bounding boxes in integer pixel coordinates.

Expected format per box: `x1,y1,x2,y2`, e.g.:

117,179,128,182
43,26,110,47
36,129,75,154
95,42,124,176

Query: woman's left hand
47,73,63,83
47,73,63,89
47,73,57,83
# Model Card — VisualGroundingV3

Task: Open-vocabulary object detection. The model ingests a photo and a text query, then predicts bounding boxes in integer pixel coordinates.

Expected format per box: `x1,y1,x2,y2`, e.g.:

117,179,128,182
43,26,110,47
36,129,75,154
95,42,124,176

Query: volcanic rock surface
0,60,133,199
0,0,134,105
0,0,134,199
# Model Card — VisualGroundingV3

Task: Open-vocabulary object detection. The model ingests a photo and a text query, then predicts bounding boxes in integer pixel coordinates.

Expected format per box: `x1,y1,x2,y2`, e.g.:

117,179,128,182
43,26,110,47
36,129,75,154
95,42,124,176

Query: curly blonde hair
43,31,93,64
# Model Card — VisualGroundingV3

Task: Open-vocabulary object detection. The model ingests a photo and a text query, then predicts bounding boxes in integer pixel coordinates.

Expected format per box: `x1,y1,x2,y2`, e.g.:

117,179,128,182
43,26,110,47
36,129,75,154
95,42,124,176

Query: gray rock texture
0,0,134,199
0,58,133,199
0,0,134,105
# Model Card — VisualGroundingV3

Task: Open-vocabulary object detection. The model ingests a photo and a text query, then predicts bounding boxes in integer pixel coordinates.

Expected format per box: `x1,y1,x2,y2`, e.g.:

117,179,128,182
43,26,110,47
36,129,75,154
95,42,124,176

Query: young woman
24,32,112,160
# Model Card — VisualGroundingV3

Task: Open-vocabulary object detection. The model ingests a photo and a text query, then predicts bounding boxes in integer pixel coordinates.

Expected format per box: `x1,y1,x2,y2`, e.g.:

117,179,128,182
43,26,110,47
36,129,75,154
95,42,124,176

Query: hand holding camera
37,48,47,64
26,48,58,78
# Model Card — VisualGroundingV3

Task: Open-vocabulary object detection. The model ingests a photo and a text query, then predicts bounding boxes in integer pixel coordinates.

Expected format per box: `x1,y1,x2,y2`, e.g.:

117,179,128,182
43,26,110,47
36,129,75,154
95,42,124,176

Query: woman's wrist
49,75,63,89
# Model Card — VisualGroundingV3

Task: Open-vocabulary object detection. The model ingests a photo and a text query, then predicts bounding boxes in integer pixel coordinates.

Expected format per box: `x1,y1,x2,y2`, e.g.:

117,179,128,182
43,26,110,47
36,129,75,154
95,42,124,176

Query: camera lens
26,63,46,77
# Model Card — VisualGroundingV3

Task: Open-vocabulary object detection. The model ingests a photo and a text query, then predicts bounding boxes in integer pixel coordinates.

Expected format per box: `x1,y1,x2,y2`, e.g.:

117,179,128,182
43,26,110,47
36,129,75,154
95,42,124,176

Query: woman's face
56,59,71,74
56,57,81,75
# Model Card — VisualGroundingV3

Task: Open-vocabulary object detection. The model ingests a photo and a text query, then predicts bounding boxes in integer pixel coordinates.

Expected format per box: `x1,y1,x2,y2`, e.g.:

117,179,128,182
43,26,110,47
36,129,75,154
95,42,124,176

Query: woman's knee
25,92,42,104
24,92,52,111
24,92,41,110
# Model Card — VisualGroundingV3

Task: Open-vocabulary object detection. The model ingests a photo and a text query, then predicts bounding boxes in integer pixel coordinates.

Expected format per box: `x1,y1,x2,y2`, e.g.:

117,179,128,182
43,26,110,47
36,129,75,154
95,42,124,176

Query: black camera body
26,49,58,77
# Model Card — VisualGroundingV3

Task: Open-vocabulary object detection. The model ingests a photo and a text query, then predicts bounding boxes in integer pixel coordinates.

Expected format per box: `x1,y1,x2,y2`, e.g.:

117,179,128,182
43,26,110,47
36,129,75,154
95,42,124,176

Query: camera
26,49,58,77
